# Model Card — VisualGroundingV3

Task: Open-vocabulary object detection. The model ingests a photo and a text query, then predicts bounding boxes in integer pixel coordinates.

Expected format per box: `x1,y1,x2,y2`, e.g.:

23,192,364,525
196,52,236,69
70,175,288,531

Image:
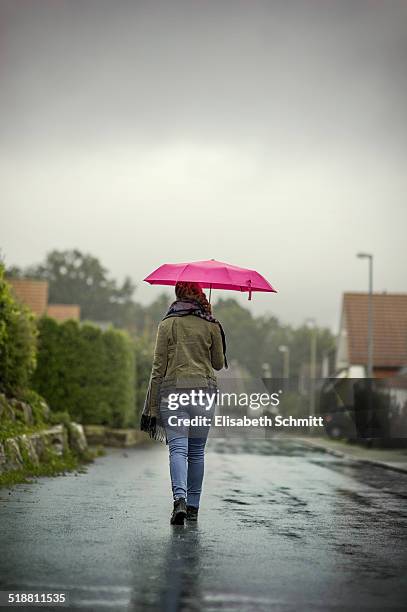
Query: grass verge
0,447,100,489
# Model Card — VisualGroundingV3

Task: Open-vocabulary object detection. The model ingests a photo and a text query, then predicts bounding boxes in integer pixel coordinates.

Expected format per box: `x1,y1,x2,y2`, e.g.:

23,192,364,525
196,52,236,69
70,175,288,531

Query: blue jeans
160,388,215,508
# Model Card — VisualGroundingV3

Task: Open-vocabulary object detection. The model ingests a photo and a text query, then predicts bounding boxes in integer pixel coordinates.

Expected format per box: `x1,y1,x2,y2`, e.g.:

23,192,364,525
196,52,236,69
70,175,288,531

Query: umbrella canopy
144,259,277,300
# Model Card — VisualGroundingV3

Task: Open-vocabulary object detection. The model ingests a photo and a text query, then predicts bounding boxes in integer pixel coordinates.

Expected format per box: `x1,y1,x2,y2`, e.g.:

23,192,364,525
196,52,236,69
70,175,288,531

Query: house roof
7,277,80,322
46,304,81,322
343,292,407,368
8,278,48,316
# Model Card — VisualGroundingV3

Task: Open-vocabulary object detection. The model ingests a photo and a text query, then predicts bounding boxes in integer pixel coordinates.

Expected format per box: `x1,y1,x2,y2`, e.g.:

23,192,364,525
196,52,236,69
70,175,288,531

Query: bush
0,265,37,396
32,317,135,427
133,334,153,425
48,410,72,427
102,328,135,427
18,389,50,424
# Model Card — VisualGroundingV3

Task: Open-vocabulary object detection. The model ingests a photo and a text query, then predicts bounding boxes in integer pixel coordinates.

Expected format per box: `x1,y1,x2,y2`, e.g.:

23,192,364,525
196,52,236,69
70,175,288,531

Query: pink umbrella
144,259,277,300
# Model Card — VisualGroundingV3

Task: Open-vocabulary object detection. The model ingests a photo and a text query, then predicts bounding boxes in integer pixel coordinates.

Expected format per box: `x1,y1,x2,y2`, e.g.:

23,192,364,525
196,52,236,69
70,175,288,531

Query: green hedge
32,317,135,428
133,334,153,423
0,265,37,397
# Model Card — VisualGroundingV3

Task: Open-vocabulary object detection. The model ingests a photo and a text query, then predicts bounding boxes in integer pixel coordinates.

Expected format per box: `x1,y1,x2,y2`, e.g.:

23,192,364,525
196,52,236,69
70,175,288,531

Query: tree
213,297,335,378
8,250,138,328
214,298,267,375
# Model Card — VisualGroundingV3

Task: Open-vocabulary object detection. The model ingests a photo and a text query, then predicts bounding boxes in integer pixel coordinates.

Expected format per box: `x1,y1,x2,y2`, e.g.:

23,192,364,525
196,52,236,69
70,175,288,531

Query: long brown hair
175,281,212,315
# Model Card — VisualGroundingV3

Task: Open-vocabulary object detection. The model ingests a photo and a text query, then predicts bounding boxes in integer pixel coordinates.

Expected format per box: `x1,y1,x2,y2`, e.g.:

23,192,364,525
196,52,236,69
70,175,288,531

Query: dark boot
186,505,199,522
170,497,187,525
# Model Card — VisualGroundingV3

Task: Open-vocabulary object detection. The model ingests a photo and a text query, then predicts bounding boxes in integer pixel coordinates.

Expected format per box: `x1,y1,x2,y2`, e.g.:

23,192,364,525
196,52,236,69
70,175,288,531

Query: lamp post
278,345,290,381
306,318,317,420
357,253,374,378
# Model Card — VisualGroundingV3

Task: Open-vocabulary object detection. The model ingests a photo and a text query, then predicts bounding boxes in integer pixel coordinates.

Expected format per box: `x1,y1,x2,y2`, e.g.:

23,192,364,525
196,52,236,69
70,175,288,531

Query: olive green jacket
146,315,224,416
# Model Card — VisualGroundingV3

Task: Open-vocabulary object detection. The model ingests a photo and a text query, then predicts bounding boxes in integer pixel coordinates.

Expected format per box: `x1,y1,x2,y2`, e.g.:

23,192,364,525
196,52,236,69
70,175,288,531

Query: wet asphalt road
1,438,407,611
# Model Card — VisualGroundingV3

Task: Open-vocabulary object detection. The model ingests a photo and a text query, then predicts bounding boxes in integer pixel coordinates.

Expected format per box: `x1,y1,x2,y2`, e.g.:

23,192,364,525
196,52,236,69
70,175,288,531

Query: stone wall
0,393,88,476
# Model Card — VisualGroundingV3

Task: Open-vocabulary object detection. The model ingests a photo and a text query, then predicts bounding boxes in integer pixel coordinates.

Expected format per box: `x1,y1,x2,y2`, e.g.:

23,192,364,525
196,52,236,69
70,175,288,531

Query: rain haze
1,0,406,329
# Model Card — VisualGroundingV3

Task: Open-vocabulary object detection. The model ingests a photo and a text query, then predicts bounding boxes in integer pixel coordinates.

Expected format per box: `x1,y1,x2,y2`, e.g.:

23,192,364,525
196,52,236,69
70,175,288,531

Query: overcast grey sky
1,0,406,330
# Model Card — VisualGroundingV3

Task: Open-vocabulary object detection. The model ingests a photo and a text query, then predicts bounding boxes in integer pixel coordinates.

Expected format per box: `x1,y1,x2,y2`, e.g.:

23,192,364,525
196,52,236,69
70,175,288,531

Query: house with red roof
335,292,407,378
7,278,80,322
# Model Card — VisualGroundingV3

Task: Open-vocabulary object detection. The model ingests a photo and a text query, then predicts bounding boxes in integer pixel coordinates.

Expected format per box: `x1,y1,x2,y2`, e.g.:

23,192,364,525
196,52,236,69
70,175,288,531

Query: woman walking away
141,281,227,525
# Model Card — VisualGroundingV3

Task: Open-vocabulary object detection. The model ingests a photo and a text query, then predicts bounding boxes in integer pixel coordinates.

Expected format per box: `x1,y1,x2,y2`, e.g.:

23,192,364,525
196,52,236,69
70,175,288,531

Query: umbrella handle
247,280,252,301
209,283,212,303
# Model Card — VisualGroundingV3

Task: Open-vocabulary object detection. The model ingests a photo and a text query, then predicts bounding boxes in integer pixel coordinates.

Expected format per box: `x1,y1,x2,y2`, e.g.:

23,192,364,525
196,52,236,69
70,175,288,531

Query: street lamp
357,252,374,378
278,345,290,380
306,318,317,420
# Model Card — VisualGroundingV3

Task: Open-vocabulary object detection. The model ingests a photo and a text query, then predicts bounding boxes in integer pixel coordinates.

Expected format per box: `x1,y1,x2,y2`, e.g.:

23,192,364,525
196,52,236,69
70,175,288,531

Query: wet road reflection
0,438,406,610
